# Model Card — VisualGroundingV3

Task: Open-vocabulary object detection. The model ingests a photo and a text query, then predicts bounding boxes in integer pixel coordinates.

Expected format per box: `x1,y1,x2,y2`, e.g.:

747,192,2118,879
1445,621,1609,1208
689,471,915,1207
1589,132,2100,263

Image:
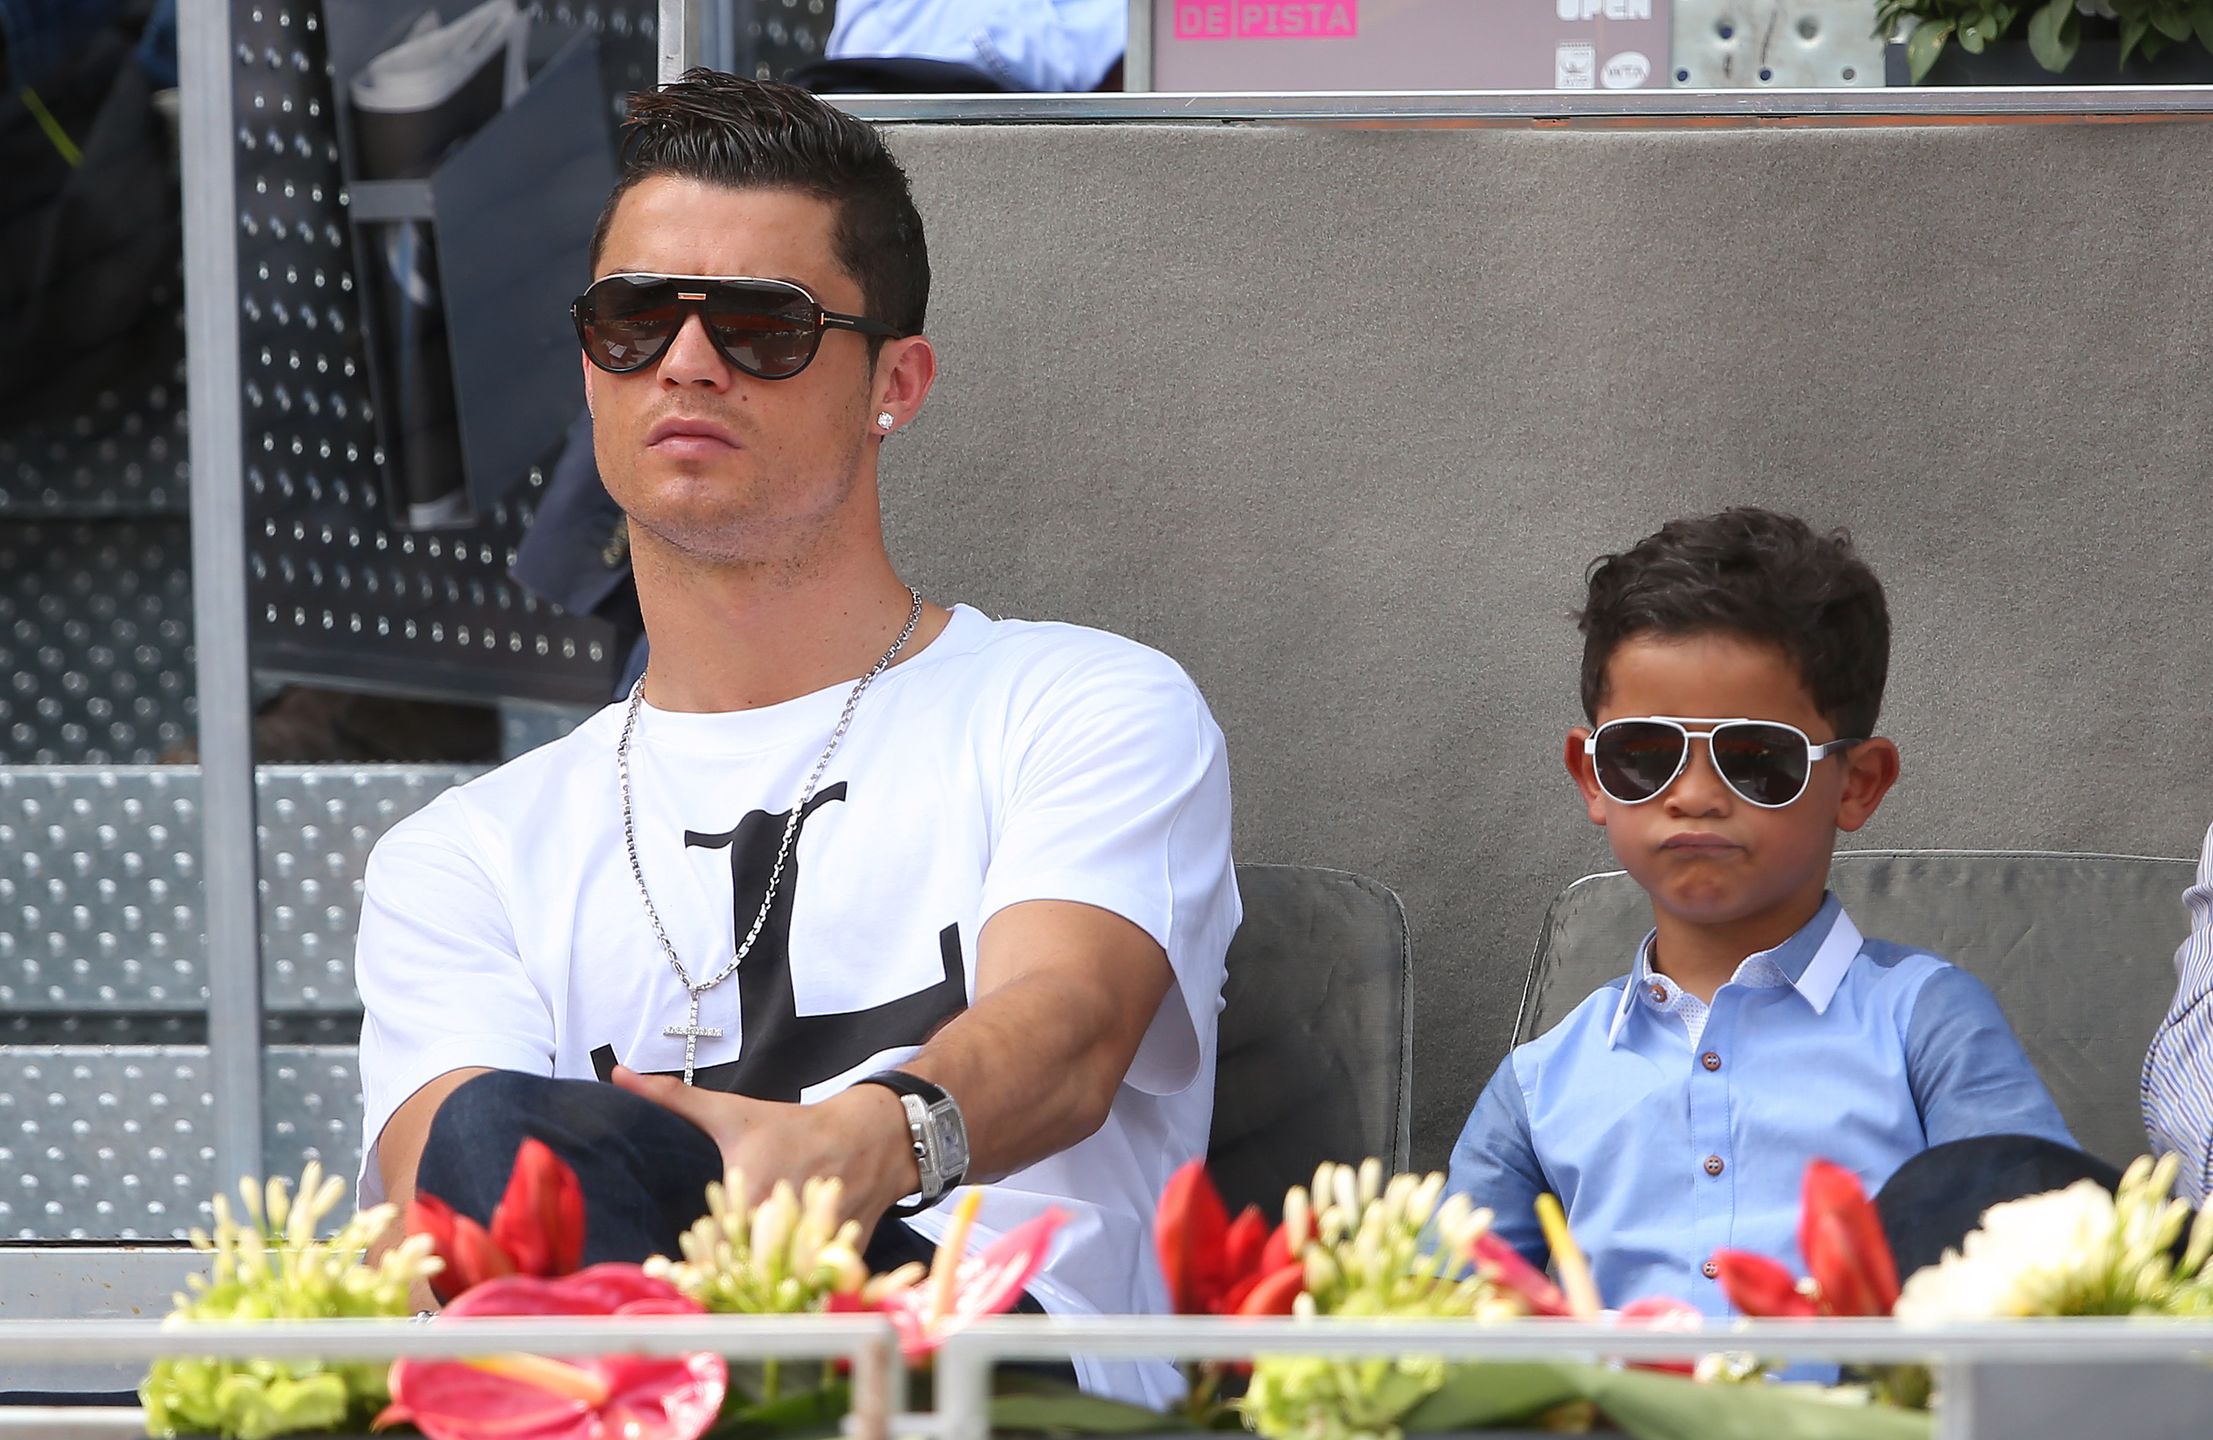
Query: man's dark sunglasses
571,272,902,380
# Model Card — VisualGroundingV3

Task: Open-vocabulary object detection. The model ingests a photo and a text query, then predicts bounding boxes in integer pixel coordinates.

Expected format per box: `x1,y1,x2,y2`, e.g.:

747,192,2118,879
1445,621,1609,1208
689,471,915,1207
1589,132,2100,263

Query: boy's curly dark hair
1577,508,1890,739
589,71,928,350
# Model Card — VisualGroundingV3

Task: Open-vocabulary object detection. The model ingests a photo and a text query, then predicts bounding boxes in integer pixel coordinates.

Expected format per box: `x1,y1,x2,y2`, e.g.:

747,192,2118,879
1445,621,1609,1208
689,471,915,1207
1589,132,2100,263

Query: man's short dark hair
589,71,929,348
1577,507,1890,739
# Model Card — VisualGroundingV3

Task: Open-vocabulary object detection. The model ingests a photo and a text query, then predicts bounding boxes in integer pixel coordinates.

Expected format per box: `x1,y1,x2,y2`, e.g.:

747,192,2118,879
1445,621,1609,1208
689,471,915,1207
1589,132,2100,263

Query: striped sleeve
2144,823,2213,1206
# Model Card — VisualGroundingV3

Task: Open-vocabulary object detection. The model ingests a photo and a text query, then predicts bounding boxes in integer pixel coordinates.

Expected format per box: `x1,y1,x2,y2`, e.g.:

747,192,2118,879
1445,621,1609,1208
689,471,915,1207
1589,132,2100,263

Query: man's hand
610,1065,921,1227
613,900,1174,1230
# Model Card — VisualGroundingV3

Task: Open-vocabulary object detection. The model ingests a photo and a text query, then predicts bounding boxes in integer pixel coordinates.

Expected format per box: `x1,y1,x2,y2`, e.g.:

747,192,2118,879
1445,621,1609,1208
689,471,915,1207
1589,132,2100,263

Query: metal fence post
179,0,266,1196
660,0,702,83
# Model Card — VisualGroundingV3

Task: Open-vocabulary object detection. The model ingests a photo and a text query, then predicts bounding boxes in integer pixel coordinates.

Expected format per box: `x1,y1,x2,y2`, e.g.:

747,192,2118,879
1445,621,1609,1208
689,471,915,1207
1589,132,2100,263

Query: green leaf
2027,0,2082,69
2154,8,2193,39
2121,13,2152,58
1583,1369,1935,1440
1402,1361,1596,1431
991,1389,1204,1436
1907,18,1957,78
708,1382,851,1440
1959,17,1989,51
2194,6,2213,52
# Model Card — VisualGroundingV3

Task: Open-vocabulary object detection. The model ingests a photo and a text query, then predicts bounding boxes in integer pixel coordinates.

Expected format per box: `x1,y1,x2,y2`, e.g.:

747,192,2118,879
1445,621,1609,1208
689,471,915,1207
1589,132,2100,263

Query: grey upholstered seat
1517,850,2193,1166
1208,864,1412,1217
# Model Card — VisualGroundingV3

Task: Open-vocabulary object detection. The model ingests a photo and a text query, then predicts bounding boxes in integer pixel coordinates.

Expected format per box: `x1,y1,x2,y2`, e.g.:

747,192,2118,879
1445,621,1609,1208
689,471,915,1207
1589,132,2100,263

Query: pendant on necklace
663,991,724,1087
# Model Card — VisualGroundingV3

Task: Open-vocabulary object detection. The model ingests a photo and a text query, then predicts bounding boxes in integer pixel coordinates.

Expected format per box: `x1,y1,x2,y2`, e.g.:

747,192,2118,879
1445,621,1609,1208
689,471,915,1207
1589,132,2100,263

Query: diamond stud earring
877,412,895,430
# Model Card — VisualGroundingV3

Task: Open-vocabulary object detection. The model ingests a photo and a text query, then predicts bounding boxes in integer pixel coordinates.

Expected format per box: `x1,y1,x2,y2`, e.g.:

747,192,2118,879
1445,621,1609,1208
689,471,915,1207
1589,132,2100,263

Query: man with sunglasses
353,74,1238,1404
1446,508,2069,1317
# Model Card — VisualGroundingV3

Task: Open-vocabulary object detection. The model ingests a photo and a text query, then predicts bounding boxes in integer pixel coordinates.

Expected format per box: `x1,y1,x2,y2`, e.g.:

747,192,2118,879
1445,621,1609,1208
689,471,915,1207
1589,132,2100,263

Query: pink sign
1173,2,1360,40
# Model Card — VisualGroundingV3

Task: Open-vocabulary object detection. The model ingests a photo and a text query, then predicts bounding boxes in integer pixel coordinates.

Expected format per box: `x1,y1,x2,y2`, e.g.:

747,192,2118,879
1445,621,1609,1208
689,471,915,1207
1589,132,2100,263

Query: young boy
1447,507,2071,1313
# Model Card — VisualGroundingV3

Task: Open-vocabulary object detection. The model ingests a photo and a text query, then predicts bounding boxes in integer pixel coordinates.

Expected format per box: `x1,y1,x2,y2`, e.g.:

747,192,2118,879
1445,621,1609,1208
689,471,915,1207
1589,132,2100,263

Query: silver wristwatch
857,1070,969,1215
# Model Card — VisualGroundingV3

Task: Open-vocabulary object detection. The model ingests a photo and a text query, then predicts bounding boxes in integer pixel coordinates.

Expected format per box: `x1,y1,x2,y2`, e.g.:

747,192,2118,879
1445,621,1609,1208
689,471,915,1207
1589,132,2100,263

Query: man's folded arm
614,644,1239,1220
925,652,1238,1174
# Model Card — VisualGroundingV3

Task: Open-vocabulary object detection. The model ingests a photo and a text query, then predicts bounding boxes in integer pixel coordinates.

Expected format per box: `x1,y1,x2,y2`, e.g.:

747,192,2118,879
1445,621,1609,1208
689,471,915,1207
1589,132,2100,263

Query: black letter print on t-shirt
589,782,968,1100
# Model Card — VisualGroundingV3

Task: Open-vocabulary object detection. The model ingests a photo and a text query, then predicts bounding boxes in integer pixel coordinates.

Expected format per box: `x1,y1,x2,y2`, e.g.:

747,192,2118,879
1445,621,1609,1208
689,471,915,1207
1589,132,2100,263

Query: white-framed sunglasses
1585,716,1864,810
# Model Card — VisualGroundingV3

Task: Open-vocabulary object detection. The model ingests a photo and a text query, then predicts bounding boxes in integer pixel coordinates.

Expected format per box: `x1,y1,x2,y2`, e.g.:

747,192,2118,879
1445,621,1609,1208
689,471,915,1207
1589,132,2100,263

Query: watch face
927,1099,970,1181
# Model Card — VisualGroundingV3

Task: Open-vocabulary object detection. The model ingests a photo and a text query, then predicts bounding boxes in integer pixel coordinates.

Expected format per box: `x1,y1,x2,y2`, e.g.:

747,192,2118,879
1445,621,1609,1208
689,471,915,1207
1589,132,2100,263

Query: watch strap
855,1069,949,1106
857,1070,962,1216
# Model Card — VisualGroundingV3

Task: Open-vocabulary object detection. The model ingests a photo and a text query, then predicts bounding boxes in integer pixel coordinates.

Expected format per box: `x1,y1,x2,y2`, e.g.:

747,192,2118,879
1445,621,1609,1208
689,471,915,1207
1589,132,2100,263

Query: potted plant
1880,0,2213,82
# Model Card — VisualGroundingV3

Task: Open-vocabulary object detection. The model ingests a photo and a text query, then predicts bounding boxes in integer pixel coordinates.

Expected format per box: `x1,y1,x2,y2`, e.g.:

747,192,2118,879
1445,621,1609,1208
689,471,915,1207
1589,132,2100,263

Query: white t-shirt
355,605,1239,1404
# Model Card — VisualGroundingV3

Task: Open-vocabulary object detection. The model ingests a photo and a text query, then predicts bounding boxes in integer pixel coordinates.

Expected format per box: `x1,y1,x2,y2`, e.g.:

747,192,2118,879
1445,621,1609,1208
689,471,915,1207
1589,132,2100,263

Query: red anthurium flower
1466,1231,1569,1318
1229,1262,1305,1317
409,1138,587,1303
1616,1295,1704,1375
1711,1248,1820,1319
490,1136,587,1279
377,1263,726,1440
1219,1207,1269,1294
1799,1160,1899,1317
1156,1160,1234,1313
407,1194,516,1303
874,1204,1069,1360
1155,1160,1307,1316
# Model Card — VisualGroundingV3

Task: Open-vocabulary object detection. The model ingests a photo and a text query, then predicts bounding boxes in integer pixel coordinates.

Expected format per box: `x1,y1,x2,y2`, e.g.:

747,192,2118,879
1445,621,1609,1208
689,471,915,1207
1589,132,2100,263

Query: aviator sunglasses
571,272,902,380
1585,716,1864,810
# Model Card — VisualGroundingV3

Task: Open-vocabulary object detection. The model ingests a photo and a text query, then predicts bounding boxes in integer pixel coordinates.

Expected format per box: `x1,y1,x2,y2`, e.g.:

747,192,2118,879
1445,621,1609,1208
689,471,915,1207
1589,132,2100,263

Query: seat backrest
1208,864,1412,1217
1517,850,2192,1166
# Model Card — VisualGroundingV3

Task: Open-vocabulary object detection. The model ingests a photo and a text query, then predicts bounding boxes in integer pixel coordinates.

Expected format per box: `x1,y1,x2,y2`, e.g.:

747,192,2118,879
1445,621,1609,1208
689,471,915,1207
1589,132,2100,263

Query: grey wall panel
879,118,2213,1169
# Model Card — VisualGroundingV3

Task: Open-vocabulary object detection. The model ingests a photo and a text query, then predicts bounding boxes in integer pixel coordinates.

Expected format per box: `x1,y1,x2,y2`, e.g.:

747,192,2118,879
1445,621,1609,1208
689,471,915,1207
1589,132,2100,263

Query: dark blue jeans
1875,1133,2125,1279
419,1071,1067,1364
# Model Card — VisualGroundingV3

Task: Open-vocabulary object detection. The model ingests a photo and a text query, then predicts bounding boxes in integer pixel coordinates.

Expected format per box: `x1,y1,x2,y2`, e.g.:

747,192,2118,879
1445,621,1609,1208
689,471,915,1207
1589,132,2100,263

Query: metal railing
11,1313,2213,1440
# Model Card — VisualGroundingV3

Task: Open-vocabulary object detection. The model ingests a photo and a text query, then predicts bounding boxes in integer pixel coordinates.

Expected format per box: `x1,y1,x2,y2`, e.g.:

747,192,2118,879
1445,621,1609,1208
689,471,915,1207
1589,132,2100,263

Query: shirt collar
1606,893,1863,1047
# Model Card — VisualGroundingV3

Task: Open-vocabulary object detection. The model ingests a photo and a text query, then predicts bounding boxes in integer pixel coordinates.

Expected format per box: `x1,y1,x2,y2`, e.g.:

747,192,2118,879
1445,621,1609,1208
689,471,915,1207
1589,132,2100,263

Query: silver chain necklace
616,586,925,1085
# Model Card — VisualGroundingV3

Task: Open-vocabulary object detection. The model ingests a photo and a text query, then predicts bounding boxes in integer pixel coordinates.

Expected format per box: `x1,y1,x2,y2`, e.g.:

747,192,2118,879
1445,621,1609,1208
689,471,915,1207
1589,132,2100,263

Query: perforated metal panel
0,1049,214,1240
743,0,835,78
499,699,598,759
258,764,481,1009
0,521,197,765
0,1046,369,1239
0,765,480,1015
263,1045,363,1184
0,316,190,517
1672,0,1887,85
0,764,480,1237
232,0,637,703
0,770,203,1010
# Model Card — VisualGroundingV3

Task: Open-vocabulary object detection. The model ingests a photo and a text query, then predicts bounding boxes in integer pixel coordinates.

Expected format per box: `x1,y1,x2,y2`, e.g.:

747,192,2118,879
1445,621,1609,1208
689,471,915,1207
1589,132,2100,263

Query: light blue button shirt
827,0,1125,92
1447,894,2073,1314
